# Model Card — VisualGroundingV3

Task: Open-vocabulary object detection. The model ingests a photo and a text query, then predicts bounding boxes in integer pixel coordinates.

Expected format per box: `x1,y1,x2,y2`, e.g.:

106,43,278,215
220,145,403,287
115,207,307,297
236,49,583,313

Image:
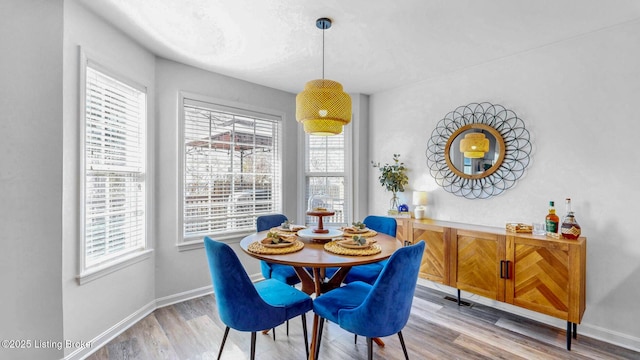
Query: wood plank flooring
86,285,639,360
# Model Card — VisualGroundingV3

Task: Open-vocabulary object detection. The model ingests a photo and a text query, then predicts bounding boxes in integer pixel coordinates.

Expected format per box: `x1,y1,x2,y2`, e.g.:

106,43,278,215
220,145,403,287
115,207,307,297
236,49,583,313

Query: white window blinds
182,98,281,240
83,64,146,267
305,133,348,225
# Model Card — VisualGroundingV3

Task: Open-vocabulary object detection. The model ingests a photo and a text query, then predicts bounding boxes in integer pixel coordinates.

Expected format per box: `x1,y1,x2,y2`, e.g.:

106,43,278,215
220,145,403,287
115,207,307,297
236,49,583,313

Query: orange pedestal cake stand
306,210,335,234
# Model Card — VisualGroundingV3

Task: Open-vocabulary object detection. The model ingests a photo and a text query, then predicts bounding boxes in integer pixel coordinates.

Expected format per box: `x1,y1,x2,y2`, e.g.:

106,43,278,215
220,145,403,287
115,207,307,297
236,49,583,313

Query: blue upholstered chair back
257,214,289,279
338,241,425,338
363,215,397,237
257,214,288,232
204,236,284,331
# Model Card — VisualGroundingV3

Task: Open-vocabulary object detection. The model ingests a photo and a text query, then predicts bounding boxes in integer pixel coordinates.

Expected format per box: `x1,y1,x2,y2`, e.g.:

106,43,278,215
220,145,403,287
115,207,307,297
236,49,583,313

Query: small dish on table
335,236,376,249
260,233,297,248
278,220,306,232
341,226,370,234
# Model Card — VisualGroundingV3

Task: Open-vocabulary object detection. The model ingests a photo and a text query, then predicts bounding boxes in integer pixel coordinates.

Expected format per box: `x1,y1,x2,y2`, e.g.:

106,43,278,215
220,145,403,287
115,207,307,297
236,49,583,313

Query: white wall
62,1,156,358
154,58,300,299
0,1,64,359
369,19,640,350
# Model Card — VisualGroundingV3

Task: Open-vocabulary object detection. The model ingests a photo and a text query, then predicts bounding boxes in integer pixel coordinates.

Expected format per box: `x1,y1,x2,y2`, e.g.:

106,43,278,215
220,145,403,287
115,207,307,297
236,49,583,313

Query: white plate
297,227,343,239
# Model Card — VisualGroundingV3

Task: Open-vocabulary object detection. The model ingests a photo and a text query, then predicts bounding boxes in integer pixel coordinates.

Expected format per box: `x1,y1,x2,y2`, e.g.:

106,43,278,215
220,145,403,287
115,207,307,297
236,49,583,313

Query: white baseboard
66,279,266,360
65,286,214,360
155,285,213,308
417,279,640,353
578,321,640,353
65,300,156,360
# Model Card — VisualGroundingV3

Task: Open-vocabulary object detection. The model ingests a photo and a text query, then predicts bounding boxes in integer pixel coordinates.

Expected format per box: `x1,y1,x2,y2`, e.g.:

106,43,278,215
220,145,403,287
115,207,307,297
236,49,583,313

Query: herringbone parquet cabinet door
451,229,506,301
505,235,586,323
412,223,449,284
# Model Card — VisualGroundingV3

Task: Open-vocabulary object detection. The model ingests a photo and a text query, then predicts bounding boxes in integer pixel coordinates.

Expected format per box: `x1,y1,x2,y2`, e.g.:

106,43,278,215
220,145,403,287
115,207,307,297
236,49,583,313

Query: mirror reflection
444,124,505,179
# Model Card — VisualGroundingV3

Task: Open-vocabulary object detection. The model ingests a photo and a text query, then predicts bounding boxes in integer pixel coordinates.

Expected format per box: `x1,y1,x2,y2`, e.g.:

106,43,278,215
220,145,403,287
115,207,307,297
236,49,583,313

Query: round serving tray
297,227,343,240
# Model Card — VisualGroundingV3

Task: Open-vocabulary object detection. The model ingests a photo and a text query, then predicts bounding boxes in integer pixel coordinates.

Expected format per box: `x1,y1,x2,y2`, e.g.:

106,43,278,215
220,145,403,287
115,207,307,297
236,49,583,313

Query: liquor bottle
561,198,581,239
545,201,559,235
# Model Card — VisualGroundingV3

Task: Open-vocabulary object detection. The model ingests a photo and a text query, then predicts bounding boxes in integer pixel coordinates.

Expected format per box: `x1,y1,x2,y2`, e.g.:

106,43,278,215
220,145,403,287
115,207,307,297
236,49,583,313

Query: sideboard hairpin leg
566,321,578,350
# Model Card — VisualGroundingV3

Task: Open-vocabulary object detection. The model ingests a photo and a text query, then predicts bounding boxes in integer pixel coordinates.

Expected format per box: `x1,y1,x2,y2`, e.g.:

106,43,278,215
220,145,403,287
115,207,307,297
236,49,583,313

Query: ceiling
78,0,640,95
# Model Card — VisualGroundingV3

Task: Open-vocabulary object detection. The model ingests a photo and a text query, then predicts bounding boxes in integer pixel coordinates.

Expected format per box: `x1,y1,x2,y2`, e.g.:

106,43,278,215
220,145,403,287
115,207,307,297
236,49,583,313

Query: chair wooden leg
217,326,230,360
250,332,256,360
367,337,373,360
315,318,325,360
398,331,409,360
301,314,309,359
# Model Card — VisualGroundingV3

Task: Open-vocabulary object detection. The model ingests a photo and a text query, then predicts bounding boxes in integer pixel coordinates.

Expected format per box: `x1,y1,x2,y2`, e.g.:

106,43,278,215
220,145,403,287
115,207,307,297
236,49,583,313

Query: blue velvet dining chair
257,214,302,338
257,214,301,286
203,236,313,360
340,215,398,284
312,240,425,360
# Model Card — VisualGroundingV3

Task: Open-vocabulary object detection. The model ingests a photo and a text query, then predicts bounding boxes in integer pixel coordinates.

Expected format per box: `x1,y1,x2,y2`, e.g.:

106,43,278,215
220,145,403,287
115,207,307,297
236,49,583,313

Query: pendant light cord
322,26,325,79
316,17,331,80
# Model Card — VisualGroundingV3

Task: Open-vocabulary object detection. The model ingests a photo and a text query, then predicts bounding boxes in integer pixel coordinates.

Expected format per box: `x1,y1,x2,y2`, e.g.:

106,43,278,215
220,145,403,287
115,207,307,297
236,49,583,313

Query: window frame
177,92,285,250
78,50,151,284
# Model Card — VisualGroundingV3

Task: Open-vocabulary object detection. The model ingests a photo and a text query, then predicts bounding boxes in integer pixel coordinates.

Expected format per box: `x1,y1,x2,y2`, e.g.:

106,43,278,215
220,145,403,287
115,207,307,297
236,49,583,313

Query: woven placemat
324,241,382,256
340,229,378,238
247,240,305,255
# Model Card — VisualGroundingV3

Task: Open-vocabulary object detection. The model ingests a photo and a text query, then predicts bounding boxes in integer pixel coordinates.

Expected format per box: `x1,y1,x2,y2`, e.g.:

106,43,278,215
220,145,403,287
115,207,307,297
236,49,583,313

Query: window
82,61,147,274
304,132,350,226
181,97,282,242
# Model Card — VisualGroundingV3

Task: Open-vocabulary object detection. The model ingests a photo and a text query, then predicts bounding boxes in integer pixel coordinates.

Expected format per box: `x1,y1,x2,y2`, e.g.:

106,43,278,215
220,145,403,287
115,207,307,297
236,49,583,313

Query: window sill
178,231,250,252
77,249,153,285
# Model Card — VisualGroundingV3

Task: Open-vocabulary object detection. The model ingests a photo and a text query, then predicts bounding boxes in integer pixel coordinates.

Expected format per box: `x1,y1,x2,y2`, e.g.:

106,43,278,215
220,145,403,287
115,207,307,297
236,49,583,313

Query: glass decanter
560,198,581,240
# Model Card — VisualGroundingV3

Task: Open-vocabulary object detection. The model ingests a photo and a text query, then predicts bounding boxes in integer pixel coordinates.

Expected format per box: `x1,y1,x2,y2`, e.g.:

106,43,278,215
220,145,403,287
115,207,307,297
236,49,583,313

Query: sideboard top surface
406,218,586,244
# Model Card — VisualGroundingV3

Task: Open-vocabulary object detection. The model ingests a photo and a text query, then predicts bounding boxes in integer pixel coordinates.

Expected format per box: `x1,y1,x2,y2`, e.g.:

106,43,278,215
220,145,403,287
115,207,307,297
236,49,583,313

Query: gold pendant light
459,132,489,158
296,18,352,136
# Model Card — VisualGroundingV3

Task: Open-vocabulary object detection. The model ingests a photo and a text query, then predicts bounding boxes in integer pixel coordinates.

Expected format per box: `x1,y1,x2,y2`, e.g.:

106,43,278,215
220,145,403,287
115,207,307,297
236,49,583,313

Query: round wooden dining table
240,228,404,360
239,229,403,296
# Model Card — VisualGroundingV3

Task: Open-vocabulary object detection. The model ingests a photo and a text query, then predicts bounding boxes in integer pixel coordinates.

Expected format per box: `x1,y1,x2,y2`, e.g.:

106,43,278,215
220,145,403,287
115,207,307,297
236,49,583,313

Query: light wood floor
86,285,638,360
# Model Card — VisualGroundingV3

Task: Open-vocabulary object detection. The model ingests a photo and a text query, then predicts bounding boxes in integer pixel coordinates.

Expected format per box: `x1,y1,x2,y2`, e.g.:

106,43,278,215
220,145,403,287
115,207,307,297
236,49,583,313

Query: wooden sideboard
396,218,586,350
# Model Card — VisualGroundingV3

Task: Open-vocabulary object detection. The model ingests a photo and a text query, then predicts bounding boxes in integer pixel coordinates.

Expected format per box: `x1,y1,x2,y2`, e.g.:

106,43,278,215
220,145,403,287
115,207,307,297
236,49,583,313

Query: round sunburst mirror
426,103,531,199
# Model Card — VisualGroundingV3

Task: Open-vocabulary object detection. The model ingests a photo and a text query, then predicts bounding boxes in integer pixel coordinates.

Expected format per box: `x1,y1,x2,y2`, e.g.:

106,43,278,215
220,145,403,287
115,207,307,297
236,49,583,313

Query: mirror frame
426,103,531,199
444,124,506,180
